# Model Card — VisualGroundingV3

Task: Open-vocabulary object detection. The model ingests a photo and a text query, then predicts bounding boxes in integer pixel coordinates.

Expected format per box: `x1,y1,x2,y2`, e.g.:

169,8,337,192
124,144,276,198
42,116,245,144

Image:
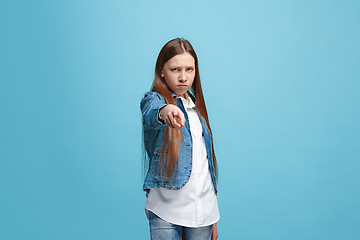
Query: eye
187,67,194,72
171,68,178,72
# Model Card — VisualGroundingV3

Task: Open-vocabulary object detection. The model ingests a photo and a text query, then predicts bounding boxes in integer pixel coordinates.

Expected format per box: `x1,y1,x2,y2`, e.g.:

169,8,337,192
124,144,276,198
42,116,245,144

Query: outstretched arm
140,92,169,130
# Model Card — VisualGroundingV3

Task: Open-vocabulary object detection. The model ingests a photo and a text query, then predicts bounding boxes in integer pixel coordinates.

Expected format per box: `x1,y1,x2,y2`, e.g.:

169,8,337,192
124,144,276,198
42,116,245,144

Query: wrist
158,105,167,123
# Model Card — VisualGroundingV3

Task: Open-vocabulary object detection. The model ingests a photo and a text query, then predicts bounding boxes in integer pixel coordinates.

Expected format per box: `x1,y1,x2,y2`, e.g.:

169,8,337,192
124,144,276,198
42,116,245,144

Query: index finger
173,111,185,127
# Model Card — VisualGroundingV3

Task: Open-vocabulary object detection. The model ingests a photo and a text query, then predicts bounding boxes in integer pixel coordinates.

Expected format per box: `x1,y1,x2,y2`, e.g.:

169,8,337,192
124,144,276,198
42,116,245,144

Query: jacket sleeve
140,91,169,130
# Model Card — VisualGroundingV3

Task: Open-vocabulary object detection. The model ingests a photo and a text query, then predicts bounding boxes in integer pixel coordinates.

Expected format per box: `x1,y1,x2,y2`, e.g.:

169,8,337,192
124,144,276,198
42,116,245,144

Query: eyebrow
169,65,195,68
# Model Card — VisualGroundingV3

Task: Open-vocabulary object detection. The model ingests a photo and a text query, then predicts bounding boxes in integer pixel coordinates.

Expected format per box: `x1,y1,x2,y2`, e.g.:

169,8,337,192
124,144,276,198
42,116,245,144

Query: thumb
180,114,185,127
176,111,185,127
173,111,185,127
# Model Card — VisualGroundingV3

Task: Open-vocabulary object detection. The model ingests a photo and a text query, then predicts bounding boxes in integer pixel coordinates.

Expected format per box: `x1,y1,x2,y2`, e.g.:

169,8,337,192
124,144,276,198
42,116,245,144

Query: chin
175,91,186,97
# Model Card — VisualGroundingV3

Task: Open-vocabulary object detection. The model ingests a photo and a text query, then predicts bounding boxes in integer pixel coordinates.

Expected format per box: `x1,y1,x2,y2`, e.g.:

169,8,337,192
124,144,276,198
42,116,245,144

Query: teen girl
140,38,220,240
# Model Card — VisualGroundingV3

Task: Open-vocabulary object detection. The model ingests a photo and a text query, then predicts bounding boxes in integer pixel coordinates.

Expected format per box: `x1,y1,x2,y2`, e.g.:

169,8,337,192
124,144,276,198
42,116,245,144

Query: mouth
177,85,187,88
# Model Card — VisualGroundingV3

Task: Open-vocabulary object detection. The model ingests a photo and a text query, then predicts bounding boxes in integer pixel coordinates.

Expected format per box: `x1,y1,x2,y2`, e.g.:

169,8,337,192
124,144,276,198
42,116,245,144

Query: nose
179,70,187,82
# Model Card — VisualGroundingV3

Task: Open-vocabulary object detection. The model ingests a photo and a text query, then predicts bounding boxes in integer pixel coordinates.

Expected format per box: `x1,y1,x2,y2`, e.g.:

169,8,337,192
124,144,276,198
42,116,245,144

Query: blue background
1,0,359,239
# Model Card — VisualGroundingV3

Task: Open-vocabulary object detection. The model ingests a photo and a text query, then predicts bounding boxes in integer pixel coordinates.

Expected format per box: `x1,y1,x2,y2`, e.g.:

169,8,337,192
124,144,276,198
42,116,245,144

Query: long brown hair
149,38,218,182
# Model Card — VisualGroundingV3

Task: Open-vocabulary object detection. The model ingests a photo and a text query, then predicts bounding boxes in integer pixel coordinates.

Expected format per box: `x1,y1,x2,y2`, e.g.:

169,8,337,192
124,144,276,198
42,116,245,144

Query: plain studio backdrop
1,0,359,239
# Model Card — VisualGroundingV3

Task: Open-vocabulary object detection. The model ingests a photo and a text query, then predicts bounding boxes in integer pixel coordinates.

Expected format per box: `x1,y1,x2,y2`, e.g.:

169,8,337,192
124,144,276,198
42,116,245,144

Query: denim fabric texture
146,209,213,240
140,91,217,194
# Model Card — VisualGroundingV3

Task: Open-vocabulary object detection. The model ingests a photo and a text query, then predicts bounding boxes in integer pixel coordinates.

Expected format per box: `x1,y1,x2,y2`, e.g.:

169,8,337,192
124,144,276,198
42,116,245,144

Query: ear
161,71,164,78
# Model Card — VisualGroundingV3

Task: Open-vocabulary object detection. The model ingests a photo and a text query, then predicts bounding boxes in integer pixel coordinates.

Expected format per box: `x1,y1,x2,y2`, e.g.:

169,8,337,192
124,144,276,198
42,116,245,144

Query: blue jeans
146,210,213,240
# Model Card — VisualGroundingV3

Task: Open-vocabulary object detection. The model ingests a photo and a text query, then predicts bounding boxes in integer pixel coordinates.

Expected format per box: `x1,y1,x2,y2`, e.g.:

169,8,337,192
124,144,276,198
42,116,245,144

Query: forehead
166,52,195,66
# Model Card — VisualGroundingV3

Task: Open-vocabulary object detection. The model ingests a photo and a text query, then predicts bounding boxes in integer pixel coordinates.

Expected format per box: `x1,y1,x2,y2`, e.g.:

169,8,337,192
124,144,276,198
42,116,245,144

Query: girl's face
161,52,195,98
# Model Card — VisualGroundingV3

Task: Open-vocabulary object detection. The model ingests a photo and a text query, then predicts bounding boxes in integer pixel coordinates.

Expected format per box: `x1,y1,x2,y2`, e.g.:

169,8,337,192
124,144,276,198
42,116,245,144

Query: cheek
164,74,176,86
166,73,177,82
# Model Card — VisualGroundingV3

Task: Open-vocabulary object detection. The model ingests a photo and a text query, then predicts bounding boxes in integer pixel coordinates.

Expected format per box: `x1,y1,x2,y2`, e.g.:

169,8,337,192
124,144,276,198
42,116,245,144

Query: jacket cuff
158,105,167,124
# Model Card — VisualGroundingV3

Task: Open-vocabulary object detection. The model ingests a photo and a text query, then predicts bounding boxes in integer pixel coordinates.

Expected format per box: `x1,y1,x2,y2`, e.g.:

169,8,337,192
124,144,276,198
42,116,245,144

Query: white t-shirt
145,93,220,227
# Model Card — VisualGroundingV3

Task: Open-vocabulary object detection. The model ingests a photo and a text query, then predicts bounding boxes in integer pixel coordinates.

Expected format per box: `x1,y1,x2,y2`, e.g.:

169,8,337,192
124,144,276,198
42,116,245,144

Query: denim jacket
140,91,218,195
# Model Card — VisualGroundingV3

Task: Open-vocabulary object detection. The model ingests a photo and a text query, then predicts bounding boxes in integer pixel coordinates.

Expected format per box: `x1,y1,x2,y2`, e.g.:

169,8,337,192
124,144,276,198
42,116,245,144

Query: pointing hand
159,105,186,129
